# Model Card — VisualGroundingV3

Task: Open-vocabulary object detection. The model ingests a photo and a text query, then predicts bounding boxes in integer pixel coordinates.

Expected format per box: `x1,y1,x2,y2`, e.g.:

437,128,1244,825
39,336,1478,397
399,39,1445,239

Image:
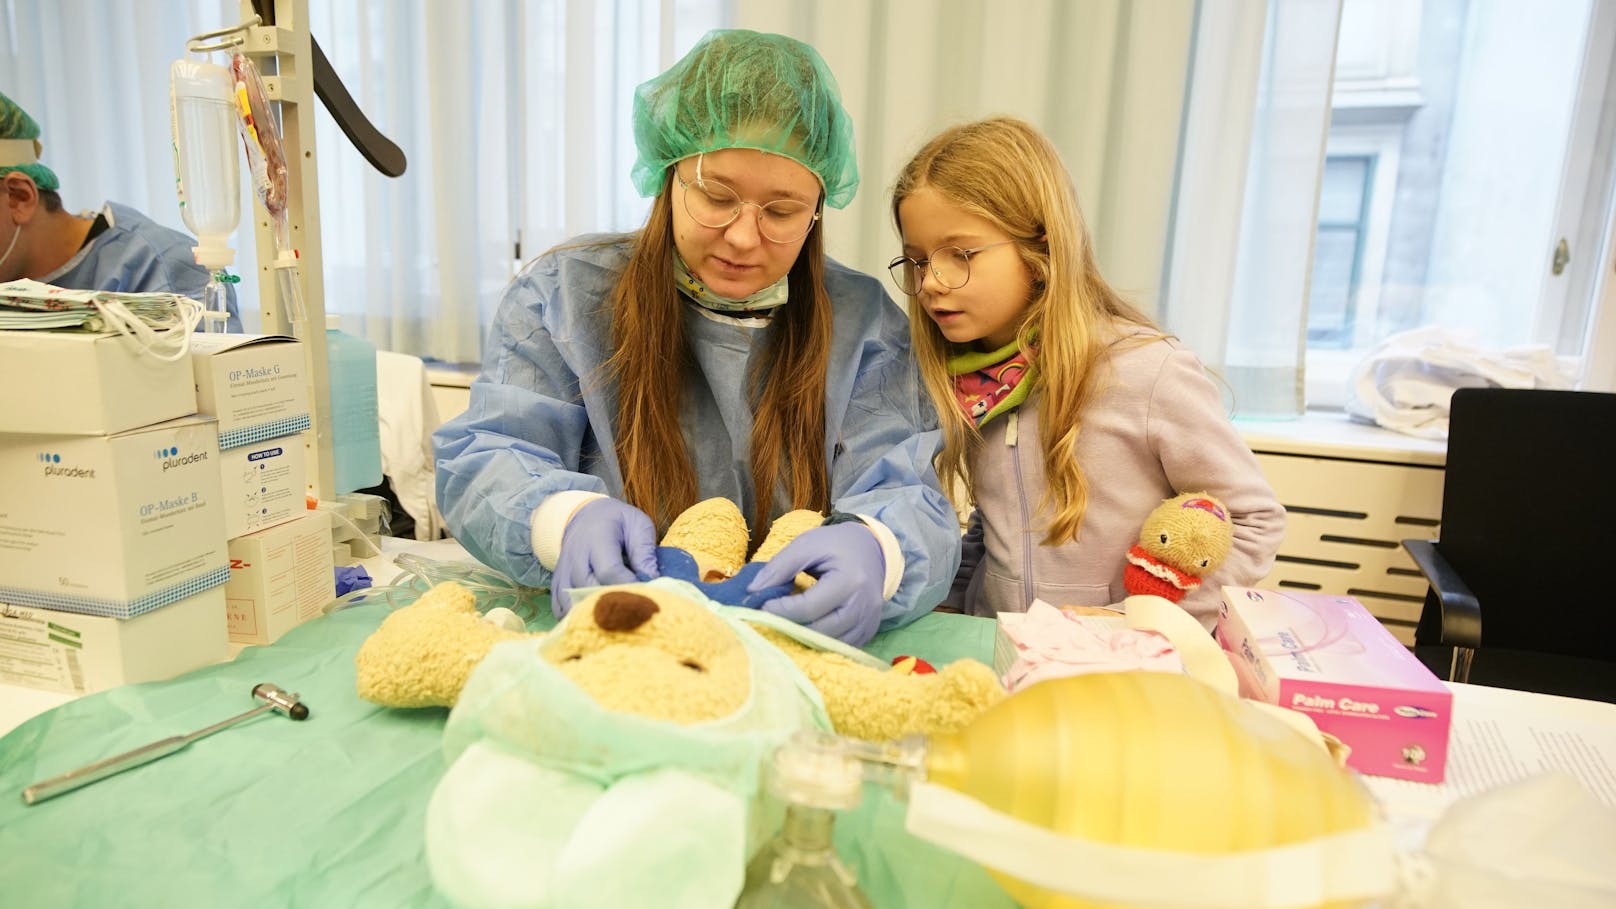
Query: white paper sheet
1365,683,1616,824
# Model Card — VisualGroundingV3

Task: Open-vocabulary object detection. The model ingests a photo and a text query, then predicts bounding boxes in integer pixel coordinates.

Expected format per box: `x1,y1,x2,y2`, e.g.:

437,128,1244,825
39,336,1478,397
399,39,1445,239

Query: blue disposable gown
43,202,242,332
434,236,960,630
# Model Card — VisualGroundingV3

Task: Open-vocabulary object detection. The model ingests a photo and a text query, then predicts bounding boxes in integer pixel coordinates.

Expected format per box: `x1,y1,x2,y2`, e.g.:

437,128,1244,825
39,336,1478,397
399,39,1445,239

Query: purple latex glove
551,497,660,617
746,522,886,646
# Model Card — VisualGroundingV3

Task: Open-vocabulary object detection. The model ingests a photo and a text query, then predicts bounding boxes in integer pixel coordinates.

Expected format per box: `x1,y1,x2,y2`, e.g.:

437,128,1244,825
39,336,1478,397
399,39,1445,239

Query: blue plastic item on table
333,564,372,597
649,546,794,607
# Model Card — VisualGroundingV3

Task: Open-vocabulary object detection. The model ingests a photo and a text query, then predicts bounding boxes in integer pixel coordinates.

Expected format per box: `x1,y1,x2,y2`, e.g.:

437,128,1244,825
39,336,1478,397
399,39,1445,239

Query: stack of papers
0,278,196,331
1362,682,1616,859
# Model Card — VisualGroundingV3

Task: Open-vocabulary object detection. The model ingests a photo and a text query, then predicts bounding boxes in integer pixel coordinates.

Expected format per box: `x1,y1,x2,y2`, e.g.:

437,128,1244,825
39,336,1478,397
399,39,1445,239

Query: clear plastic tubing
201,278,231,333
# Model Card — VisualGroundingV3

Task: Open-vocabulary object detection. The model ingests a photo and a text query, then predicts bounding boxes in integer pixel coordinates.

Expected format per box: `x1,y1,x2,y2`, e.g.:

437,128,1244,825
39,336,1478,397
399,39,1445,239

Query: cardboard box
190,333,311,449
0,587,229,695
0,328,195,435
1217,587,1452,783
220,432,309,539
993,612,1026,679
225,510,335,645
0,415,229,618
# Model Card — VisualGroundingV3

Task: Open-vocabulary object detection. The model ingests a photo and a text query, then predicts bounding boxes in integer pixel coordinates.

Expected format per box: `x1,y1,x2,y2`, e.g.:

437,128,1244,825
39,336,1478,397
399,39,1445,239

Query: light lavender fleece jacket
944,328,1285,631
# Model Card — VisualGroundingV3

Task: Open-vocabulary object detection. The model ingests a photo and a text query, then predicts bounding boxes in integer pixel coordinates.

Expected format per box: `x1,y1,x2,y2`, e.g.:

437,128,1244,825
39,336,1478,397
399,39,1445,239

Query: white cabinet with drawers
1240,416,1447,645
427,363,476,427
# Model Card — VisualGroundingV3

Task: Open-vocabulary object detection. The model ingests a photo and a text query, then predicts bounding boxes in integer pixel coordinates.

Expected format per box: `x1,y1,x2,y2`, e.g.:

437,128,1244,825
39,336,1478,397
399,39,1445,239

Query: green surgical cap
0,91,59,191
631,29,859,209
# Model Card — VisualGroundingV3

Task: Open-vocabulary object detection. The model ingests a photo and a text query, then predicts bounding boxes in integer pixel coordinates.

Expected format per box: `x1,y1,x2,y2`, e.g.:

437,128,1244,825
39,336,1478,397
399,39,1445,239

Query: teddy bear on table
409,578,823,909
356,573,1002,909
356,497,1002,909
355,577,1002,742
355,496,1005,742
1050,491,1235,621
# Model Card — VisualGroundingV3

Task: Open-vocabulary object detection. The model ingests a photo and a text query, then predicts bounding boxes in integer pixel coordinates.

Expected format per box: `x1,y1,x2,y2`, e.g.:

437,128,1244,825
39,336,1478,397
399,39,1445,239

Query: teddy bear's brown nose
593,591,660,632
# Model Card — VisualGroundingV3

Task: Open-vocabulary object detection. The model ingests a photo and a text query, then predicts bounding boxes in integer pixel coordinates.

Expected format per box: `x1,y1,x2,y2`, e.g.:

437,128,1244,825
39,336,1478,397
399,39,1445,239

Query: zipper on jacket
1007,411,1035,606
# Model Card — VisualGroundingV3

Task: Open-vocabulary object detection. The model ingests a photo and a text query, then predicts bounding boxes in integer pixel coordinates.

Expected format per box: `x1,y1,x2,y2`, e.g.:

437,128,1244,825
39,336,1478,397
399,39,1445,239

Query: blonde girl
890,116,1283,628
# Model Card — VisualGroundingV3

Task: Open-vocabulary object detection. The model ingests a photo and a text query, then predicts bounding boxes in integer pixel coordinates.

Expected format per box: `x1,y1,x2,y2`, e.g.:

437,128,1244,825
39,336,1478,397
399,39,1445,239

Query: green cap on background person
0,91,61,191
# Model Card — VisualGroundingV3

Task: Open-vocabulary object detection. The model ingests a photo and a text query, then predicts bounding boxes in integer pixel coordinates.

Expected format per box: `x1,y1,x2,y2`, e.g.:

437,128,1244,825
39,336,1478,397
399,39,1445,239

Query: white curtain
305,0,720,362
1,0,720,362
1,0,262,316
1167,0,1344,418
740,0,1346,421
5,0,1345,396
731,0,1198,317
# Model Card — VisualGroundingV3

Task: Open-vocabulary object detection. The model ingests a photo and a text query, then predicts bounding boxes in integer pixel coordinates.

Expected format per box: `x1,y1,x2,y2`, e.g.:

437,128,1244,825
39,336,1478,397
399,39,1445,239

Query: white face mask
905,780,1396,908
673,250,790,314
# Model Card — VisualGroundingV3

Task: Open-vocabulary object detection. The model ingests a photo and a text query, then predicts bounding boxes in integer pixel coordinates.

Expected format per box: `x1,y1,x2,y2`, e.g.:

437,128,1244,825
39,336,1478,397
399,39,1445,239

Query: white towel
1344,327,1571,439
376,350,442,539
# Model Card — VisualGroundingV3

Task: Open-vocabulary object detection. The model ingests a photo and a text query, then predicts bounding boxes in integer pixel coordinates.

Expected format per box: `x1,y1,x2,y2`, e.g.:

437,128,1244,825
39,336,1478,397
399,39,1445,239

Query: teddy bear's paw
416,580,480,615
355,581,535,708
746,509,824,592
919,660,1007,736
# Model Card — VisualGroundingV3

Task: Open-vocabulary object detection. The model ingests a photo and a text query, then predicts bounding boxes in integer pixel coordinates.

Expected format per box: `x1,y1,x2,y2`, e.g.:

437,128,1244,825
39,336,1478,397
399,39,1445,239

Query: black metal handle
1402,538,1482,649
310,35,407,177
252,0,407,178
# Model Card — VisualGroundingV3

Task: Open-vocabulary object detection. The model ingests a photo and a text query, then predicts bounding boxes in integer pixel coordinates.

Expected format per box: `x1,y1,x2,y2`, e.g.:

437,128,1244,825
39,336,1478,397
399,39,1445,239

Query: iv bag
169,57,240,269
230,53,290,243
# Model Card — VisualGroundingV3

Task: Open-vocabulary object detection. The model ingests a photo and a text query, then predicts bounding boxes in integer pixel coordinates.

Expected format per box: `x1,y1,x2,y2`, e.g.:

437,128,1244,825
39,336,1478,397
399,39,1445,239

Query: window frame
1543,0,1616,365
1305,126,1404,409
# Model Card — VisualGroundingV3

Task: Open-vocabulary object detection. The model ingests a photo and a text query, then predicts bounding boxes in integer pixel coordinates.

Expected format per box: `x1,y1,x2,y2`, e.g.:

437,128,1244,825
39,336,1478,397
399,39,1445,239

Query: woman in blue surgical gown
432,29,958,646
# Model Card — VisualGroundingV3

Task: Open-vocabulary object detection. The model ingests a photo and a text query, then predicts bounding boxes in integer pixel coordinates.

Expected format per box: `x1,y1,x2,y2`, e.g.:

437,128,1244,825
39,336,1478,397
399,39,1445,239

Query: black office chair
1401,387,1616,702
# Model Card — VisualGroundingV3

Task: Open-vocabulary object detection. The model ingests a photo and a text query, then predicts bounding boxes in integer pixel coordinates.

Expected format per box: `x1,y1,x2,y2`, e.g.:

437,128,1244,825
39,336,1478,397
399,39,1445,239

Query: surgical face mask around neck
673,251,790,314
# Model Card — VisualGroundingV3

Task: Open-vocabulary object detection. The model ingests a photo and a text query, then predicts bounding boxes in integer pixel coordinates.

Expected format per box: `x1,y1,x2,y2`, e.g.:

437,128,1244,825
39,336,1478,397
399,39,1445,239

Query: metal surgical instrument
21,682,309,806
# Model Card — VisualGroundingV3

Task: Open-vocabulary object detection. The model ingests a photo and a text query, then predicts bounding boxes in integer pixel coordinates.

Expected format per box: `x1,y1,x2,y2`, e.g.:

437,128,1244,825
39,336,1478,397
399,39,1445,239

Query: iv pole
225,0,406,501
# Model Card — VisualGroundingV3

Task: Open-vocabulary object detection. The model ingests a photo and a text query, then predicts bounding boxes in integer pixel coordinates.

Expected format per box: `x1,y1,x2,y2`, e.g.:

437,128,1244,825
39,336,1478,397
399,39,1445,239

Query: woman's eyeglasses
674,154,821,244
887,240,1016,295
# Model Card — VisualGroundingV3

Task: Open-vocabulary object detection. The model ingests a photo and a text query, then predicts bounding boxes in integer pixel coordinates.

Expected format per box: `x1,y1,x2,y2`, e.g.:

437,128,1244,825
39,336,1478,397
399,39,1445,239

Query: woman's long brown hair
605,172,832,539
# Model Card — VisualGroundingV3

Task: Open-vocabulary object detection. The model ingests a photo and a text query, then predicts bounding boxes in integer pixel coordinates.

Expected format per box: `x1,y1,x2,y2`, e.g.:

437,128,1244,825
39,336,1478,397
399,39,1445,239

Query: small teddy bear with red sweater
1123,493,1234,603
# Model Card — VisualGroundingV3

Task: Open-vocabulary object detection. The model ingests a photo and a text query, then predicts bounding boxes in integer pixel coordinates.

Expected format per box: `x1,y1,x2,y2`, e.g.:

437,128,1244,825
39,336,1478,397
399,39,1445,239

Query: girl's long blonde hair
603,172,832,537
892,116,1158,544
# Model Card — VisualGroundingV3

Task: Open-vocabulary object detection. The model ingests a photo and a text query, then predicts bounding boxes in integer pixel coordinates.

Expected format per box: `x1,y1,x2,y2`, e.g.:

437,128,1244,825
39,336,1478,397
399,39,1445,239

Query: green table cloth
0,599,1018,908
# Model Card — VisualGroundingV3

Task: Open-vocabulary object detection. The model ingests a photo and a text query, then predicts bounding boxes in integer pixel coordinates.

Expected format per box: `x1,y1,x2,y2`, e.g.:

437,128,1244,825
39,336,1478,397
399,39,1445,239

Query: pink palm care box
1217,587,1452,783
